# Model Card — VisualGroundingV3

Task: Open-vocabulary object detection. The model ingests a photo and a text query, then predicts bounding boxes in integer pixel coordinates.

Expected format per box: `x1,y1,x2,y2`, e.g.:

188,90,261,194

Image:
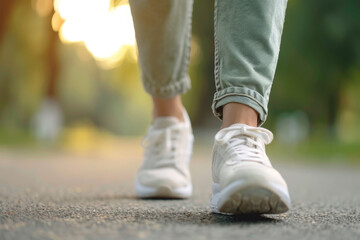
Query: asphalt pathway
0,144,359,240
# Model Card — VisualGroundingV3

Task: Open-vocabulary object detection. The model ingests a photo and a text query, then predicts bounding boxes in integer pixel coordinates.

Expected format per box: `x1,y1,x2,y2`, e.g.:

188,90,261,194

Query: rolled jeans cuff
143,75,191,99
212,86,268,126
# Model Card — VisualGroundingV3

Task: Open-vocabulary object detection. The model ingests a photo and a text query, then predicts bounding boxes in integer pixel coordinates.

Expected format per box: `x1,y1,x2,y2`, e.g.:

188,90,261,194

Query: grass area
0,128,36,146
1,127,359,165
269,139,360,164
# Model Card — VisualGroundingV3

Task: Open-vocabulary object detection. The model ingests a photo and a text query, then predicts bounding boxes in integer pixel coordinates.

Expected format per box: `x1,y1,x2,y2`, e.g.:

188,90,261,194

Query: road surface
0,143,359,240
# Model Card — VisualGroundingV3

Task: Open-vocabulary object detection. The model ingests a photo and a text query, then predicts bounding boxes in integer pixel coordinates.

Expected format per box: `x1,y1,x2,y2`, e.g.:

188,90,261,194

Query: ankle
152,96,185,122
221,103,258,128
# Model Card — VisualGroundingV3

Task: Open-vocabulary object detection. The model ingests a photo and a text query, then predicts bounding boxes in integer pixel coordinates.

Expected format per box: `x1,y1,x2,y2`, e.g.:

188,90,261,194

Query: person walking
129,0,290,214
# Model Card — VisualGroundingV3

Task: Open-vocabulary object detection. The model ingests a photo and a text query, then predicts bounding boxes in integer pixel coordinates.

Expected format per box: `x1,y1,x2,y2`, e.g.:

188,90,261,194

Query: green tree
273,0,360,136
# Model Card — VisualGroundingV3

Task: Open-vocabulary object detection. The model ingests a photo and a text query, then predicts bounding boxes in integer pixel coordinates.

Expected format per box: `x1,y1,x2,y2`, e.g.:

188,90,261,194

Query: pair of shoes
135,111,291,214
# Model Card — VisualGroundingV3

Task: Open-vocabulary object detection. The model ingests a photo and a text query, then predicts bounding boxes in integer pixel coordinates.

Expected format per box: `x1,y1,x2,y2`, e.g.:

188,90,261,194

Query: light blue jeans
129,0,287,125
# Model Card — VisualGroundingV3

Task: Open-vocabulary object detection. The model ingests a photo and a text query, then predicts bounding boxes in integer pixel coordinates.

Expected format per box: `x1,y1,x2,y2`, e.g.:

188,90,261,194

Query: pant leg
212,0,288,125
129,0,193,98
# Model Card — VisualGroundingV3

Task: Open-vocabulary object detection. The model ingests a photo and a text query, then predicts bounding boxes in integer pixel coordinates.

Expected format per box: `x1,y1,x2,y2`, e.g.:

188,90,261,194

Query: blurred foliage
0,0,359,156
271,0,360,137
269,138,360,164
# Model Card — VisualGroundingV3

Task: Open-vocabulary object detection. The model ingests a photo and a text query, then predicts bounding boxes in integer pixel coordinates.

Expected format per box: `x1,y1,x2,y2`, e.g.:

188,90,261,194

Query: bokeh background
1,0,359,163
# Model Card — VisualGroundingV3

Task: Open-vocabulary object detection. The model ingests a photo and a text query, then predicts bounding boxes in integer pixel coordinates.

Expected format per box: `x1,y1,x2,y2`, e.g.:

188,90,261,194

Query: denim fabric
129,0,193,98
213,0,287,125
130,0,287,125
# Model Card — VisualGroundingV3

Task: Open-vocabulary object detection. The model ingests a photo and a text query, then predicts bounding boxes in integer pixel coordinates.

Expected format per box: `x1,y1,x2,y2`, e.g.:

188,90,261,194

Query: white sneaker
135,110,193,198
211,124,291,214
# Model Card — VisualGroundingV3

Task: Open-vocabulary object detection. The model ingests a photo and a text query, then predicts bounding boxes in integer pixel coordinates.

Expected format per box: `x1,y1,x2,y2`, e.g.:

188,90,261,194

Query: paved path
0,145,359,240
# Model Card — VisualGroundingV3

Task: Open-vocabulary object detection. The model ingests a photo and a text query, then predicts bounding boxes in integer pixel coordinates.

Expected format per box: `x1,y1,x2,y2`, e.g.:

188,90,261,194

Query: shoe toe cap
136,168,190,189
219,162,288,190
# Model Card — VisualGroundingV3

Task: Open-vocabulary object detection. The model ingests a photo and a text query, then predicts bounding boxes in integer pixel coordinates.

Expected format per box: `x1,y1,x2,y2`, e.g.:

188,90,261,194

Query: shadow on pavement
74,194,281,226
210,213,280,225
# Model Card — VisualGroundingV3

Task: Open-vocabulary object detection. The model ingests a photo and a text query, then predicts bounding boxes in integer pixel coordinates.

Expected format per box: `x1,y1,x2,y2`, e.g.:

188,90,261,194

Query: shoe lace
141,124,183,168
215,124,273,166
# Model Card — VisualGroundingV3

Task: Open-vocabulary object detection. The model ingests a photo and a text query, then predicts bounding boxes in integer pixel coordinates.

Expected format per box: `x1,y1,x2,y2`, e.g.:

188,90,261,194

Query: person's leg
129,0,194,198
130,0,193,122
211,0,291,214
153,96,184,122
221,103,258,128
213,0,287,126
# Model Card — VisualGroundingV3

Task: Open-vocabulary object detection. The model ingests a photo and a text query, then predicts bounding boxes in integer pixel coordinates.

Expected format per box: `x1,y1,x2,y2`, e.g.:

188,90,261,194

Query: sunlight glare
56,0,110,21
84,5,136,60
55,0,136,68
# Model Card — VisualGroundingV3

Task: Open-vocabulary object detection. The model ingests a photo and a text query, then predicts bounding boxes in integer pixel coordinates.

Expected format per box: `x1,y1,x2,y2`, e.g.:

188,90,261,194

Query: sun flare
54,0,136,68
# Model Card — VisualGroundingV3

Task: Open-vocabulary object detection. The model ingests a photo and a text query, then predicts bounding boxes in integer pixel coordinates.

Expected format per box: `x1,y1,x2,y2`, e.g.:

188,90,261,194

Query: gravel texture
0,146,359,240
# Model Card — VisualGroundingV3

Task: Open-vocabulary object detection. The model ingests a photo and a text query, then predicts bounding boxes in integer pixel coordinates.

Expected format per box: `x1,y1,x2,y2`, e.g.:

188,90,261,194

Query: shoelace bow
141,124,183,168
215,125,273,165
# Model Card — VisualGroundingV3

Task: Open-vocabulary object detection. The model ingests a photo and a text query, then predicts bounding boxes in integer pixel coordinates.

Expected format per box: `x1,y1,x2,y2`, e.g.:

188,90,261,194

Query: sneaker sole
211,180,291,214
135,179,192,199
